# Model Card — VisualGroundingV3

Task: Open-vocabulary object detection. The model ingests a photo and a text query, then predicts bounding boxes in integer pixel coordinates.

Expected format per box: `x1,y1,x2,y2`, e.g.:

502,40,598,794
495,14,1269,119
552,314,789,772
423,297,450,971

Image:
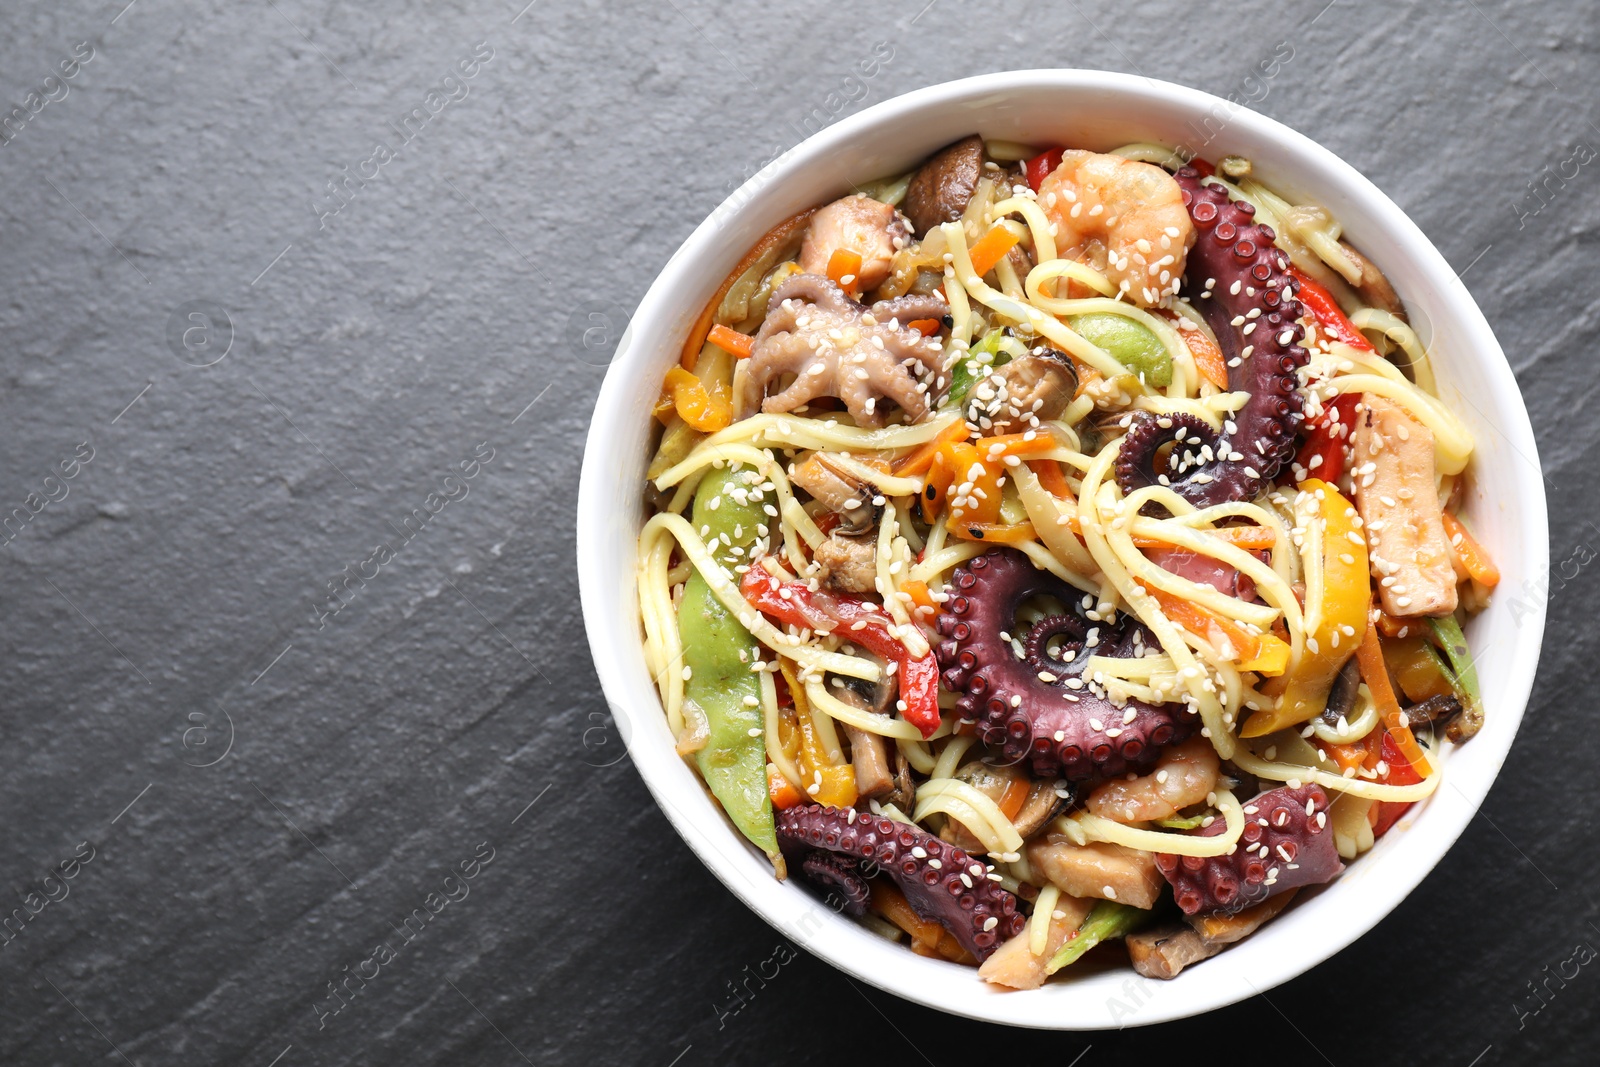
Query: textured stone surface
0,0,1596,1063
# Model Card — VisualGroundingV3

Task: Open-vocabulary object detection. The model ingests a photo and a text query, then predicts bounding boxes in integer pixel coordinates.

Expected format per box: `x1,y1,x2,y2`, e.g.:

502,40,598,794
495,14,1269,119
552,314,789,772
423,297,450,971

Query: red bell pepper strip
1370,732,1423,838
1024,147,1065,192
1189,157,1214,178
1290,267,1375,353
739,566,942,738
1294,392,1361,484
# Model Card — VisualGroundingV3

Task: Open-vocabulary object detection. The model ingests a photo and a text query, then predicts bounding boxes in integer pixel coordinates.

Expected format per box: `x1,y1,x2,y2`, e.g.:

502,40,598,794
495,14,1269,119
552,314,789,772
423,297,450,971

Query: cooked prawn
1085,737,1218,823
1038,150,1195,307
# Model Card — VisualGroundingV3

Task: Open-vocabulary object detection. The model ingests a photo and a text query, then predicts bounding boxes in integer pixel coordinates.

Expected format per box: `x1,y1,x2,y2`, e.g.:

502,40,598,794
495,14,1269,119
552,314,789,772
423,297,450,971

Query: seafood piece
1085,737,1219,824
1351,394,1458,617
735,275,947,427
1038,150,1196,307
798,194,908,293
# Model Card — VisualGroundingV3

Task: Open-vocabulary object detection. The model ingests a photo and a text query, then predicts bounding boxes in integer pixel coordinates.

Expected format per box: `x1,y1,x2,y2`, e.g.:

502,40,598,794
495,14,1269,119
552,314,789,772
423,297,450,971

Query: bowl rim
576,68,1548,1029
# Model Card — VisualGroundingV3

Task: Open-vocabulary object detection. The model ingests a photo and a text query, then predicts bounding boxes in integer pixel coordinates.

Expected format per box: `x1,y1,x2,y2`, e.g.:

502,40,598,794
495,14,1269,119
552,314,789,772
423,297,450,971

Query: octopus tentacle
1155,784,1343,915
777,803,1024,961
1114,168,1309,506
934,549,1197,780
799,852,871,917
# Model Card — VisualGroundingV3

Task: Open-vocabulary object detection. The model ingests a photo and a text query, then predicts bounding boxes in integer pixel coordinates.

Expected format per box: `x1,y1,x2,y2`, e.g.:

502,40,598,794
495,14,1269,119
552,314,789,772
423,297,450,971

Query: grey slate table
1,1,1595,1063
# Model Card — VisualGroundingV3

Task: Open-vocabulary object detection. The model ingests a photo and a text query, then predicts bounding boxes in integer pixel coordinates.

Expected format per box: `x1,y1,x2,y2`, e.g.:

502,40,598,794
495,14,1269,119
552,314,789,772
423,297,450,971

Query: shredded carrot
907,317,943,336
871,882,942,949
942,441,1002,525
998,777,1030,821
976,431,1064,460
950,521,1037,545
891,418,969,476
967,225,1022,278
707,323,754,359
1064,517,1276,551
663,367,732,432
1137,579,1271,665
921,448,955,522
1355,621,1434,776
681,207,816,369
1441,511,1500,588
767,764,803,810
1029,458,1074,500
1318,734,1375,775
826,248,864,294
1184,321,1229,390
903,579,936,613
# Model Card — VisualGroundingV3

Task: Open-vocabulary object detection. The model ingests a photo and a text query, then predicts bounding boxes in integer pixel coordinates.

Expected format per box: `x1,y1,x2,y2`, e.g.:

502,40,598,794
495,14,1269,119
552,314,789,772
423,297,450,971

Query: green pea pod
1046,900,1150,974
1069,312,1172,388
678,465,777,855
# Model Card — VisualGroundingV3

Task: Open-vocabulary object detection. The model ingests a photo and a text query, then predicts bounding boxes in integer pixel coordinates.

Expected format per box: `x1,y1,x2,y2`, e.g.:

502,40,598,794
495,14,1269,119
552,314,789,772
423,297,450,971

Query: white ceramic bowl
576,70,1547,1028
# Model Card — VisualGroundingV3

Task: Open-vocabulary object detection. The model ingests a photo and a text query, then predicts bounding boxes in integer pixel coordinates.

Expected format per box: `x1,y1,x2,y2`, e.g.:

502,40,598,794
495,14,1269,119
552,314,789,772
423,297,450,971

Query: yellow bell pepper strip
678,466,777,854
950,521,1038,545
968,224,1022,278
707,323,754,359
1381,634,1454,703
681,207,817,369
742,567,942,739
943,441,1003,526
1355,621,1434,776
1441,511,1500,588
1241,479,1369,736
663,366,733,433
779,661,857,808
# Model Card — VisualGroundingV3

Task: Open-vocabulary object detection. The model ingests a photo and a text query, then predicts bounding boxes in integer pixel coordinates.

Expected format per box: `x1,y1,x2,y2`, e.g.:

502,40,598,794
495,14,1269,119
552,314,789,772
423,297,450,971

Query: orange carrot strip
907,317,943,336
1441,511,1500,588
767,765,803,810
903,580,936,612
1029,459,1074,500
977,432,1065,459
1062,517,1275,551
707,323,755,359
968,225,1022,278
826,248,863,295
1137,580,1263,661
1355,622,1434,776
892,418,969,475
871,882,942,949
681,207,816,369
998,777,1030,821
1185,321,1229,390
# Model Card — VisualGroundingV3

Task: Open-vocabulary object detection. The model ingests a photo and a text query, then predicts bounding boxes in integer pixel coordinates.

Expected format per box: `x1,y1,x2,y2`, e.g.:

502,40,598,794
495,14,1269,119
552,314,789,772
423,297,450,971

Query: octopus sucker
933,548,1197,780
777,803,1024,960
1155,783,1343,915
1113,168,1310,506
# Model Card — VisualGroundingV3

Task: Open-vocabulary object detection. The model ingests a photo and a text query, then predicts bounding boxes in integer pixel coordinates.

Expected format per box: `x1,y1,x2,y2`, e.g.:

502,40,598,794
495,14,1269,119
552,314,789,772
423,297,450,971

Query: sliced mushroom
790,451,881,536
885,746,916,812
941,759,1018,852
973,349,1078,435
834,676,898,799
1403,693,1462,729
1339,240,1406,320
1319,657,1362,728
903,135,985,237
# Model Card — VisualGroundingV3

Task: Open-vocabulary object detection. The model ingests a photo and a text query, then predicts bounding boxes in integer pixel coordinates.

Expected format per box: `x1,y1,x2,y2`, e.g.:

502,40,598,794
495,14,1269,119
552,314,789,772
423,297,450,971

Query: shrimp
1085,737,1219,823
1037,150,1195,307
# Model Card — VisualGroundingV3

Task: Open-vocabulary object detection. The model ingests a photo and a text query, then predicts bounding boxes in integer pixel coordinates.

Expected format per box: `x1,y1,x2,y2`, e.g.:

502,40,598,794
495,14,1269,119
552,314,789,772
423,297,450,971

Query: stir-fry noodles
637,136,1495,985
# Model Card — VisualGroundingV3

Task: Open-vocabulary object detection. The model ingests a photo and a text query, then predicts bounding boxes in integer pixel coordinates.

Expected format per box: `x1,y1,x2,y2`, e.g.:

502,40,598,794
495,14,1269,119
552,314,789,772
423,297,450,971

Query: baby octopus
734,274,948,427
1038,150,1196,307
934,548,1198,781
1113,167,1310,507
